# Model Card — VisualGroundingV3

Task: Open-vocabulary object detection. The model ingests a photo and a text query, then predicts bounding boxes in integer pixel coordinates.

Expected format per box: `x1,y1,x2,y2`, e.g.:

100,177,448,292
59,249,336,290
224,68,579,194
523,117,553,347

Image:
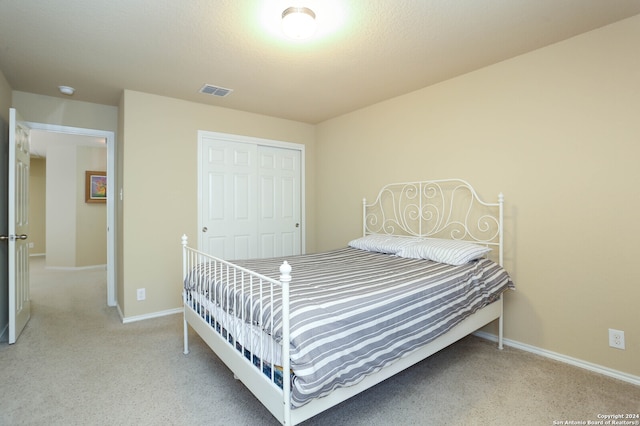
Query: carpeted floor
0,257,638,426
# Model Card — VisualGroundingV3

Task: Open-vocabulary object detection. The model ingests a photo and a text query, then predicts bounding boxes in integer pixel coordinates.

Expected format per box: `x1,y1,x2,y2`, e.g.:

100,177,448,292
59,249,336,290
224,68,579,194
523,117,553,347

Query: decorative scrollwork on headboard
363,179,504,263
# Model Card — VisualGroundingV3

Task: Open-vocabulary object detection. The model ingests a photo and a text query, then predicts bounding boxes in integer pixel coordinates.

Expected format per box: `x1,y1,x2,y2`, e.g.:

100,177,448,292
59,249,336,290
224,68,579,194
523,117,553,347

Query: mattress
188,290,283,364
184,247,514,407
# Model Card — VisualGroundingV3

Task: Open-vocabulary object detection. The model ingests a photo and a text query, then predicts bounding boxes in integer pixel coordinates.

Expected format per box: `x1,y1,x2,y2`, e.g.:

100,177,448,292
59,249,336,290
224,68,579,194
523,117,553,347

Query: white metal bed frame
182,179,505,425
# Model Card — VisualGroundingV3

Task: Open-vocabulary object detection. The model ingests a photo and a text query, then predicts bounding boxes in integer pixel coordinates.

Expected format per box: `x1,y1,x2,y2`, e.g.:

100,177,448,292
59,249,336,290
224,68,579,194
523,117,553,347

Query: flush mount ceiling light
58,85,75,95
281,6,317,40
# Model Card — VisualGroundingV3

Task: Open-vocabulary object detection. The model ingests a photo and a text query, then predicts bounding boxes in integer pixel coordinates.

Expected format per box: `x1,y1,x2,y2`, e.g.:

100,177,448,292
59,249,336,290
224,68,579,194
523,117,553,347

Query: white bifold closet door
199,136,301,260
257,145,301,258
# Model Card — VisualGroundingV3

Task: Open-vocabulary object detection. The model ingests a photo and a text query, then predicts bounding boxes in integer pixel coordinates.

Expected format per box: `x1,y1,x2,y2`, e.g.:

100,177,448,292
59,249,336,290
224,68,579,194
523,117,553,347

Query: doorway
26,122,116,307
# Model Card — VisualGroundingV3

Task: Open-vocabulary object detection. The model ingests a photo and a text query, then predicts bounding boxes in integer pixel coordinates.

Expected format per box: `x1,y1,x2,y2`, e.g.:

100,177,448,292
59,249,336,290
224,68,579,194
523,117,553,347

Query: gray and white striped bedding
186,247,514,408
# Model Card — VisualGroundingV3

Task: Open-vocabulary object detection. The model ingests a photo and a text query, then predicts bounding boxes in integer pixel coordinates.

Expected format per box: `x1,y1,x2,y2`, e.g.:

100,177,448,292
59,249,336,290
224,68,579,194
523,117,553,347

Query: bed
181,179,514,425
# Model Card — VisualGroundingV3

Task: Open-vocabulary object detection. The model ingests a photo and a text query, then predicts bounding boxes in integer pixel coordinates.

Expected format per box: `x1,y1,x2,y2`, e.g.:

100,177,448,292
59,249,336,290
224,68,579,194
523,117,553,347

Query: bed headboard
363,179,504,265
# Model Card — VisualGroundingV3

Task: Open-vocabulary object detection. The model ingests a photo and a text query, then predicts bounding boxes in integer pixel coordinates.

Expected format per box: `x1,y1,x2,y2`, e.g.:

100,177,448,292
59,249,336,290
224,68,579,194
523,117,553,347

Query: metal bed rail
181,235,293,424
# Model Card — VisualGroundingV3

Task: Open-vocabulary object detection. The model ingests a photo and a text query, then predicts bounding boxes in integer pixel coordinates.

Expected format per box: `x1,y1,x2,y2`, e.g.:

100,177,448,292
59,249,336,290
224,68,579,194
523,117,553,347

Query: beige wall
12,91,118,133
76,147,107,266
316,15,640,376
0,70,11,121
118,90,316,318
45,143,78,267
28,158,46,255
26,144,107,267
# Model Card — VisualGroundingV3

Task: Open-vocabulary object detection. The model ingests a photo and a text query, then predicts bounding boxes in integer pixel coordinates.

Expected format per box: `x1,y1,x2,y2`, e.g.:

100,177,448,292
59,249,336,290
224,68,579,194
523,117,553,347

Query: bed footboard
181,235,293,425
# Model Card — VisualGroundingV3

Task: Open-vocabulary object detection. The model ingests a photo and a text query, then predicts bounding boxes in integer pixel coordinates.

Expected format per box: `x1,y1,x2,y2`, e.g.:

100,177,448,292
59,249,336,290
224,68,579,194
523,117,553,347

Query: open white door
6,108,31,344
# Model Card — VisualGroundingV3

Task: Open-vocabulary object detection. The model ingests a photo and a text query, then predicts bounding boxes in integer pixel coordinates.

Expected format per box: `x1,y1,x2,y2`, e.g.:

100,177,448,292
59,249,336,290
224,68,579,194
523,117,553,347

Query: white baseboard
121,307,183,324
46,264,107,271
474,331,640,387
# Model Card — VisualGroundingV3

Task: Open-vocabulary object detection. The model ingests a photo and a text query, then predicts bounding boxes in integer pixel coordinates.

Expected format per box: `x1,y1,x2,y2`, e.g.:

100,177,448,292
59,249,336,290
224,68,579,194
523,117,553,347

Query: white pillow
396,238,491,266
348,234,419,254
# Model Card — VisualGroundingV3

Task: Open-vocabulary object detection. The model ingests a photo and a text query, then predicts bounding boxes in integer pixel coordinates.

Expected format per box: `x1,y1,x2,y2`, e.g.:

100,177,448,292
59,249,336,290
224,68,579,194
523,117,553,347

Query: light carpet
0,257,638,425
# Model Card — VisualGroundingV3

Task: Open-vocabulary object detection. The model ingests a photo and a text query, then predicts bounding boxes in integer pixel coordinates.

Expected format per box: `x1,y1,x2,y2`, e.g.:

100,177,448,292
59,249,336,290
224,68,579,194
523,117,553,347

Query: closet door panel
258,146,301,258
201,138,258,260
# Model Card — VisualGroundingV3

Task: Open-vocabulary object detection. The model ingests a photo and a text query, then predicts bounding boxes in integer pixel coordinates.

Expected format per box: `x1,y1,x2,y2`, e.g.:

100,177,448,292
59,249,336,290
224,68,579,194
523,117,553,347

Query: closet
198,131,303,260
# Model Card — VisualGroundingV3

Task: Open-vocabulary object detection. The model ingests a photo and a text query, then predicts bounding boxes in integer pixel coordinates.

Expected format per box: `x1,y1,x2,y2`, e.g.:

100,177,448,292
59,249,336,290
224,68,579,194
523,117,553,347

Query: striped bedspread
186,247,514,408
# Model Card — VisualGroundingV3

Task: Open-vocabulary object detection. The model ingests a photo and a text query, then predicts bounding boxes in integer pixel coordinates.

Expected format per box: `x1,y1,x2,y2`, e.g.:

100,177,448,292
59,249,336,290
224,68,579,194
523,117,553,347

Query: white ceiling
2,1,640,124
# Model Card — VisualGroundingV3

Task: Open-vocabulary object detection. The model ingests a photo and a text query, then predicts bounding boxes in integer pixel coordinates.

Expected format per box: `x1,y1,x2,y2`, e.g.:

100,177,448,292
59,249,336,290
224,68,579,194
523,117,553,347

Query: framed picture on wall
85,171,107,203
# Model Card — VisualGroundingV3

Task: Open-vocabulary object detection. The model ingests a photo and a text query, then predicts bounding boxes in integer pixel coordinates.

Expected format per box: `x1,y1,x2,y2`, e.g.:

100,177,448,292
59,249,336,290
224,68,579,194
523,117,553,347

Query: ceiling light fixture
281,6,317,40
58,85,75,96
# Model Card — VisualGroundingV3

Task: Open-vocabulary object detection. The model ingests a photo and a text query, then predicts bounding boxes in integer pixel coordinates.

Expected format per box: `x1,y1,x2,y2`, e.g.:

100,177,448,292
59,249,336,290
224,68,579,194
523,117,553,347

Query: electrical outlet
136,288,146,301
608,328,625,350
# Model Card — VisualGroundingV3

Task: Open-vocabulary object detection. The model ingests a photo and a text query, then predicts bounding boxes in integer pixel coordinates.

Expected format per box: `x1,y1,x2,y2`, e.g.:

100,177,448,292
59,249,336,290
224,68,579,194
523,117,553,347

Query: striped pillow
348,234,419,254
396,238,491,265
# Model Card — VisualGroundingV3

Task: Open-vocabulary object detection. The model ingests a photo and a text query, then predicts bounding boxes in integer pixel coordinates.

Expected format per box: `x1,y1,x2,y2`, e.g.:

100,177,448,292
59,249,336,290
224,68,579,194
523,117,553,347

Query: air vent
199,84,233,97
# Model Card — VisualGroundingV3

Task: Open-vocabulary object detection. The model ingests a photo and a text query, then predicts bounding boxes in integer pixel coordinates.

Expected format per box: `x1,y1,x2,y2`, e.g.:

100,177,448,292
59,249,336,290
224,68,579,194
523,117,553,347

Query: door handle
0,234,27,241
202,227,208,233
